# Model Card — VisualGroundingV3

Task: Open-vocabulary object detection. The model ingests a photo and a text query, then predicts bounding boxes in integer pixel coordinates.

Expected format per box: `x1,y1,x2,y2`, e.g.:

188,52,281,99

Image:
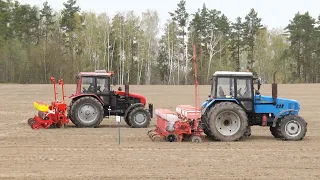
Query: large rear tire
67,101,78,127
128,106,151,128
202,114,219,141
278,114,307,141
206,102,248,141
69,96,104,128
243,126,251,137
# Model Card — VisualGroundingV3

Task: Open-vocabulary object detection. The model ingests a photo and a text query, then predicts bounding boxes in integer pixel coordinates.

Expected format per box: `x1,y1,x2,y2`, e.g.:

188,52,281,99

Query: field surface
0,84,319,180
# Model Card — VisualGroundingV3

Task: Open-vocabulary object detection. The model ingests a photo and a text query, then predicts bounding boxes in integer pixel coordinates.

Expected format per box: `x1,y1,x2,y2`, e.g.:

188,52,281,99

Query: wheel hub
78,104,98,124
166,134,177,142
191,135,202,142
215,111,241,136
285,120,301,137
134,113,146,125
85,110,90,115
223,120,230,126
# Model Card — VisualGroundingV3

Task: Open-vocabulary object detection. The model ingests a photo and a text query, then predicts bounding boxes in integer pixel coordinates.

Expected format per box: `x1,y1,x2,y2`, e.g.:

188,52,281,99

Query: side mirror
257,78,261,90
112,77,117,86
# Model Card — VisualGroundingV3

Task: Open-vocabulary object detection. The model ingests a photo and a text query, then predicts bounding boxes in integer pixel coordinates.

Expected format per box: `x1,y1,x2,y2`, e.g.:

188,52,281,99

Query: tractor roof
79,70,114,77
213,71,253,77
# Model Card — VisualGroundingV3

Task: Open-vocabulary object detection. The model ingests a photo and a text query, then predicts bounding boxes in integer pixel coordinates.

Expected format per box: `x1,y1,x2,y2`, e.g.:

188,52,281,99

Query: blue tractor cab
201,71,307,141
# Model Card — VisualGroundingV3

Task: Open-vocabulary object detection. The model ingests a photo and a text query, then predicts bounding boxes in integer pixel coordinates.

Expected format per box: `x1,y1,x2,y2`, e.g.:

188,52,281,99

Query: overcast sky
19,0,320,33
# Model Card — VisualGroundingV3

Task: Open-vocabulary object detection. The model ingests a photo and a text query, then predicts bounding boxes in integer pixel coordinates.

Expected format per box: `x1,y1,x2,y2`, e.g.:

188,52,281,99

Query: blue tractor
201,71,307,141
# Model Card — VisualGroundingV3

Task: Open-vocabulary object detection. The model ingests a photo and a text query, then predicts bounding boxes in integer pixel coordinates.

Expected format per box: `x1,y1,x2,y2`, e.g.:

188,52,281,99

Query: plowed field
0,84,319,180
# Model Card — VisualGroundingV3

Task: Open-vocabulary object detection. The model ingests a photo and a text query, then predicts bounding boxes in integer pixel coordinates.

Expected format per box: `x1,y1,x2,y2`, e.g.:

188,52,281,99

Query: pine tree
40,1,54,82
286,12,315,82
60,0,82,77
60,0,81,32
0,0,12,42
243,8,262,69
229,17,244,71
169,0,189,84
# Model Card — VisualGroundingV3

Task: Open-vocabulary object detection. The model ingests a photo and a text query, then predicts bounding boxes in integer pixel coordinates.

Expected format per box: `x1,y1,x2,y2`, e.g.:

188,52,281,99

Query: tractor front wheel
270,120,282,138
124,115,132,127
128,107,151,128
69,96,104,128
278,114,307,141
207,102,248,141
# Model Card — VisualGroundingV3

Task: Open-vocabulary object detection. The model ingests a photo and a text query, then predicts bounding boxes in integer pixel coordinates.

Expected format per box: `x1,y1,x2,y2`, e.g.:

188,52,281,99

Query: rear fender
124,103,144,119
272,109,298,127
201,99,240,115
69,94,104,105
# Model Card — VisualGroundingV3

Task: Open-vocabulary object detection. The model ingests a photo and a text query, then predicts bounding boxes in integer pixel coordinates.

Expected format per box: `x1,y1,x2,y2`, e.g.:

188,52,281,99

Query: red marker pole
193,44,199,131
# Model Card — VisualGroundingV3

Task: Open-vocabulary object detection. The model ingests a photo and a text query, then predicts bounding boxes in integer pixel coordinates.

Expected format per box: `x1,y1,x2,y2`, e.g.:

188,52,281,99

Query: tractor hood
114,91,147,105
255,94,301,112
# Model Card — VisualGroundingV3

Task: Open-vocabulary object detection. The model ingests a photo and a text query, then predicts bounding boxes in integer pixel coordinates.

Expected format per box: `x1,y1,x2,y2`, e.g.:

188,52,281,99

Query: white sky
19,0,320,33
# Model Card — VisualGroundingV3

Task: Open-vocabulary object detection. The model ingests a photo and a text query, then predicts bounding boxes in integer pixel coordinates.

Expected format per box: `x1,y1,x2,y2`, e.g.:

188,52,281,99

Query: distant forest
1,0,320,84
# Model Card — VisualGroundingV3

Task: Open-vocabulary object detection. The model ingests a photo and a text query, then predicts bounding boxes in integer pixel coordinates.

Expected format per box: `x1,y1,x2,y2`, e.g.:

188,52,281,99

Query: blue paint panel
254,94,300,117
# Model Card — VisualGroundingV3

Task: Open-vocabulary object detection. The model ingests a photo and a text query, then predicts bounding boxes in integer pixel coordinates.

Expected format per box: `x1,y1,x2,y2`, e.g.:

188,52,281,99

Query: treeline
0,0,320,84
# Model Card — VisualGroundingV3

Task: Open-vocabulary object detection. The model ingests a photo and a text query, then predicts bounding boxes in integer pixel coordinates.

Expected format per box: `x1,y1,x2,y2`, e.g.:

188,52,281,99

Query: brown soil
0,84,319,180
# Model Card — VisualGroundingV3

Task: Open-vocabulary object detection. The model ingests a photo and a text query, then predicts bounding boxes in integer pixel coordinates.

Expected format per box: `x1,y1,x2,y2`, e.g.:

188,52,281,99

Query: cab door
235,78,254,112
95,76,112,106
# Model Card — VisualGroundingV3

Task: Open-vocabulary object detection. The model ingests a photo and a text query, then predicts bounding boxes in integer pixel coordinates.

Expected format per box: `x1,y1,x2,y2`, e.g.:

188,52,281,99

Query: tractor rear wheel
206,102,248,141
69,96,104,128
243,126,252,137
278,114,307,141
202,114,219,141
128,106,151,128
67,101,78,127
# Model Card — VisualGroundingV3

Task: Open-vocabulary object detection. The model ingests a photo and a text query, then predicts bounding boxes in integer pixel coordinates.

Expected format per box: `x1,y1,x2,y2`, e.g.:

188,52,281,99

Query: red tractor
67,70,153,128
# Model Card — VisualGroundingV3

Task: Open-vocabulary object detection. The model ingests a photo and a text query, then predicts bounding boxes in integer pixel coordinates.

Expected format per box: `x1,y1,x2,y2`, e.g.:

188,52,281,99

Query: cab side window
217,77,234,98
236,79,252,98
96,77,110,93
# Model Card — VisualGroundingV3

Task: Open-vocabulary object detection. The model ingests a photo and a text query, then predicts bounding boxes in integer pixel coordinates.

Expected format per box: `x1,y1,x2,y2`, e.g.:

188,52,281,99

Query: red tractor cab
67,70,153,128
